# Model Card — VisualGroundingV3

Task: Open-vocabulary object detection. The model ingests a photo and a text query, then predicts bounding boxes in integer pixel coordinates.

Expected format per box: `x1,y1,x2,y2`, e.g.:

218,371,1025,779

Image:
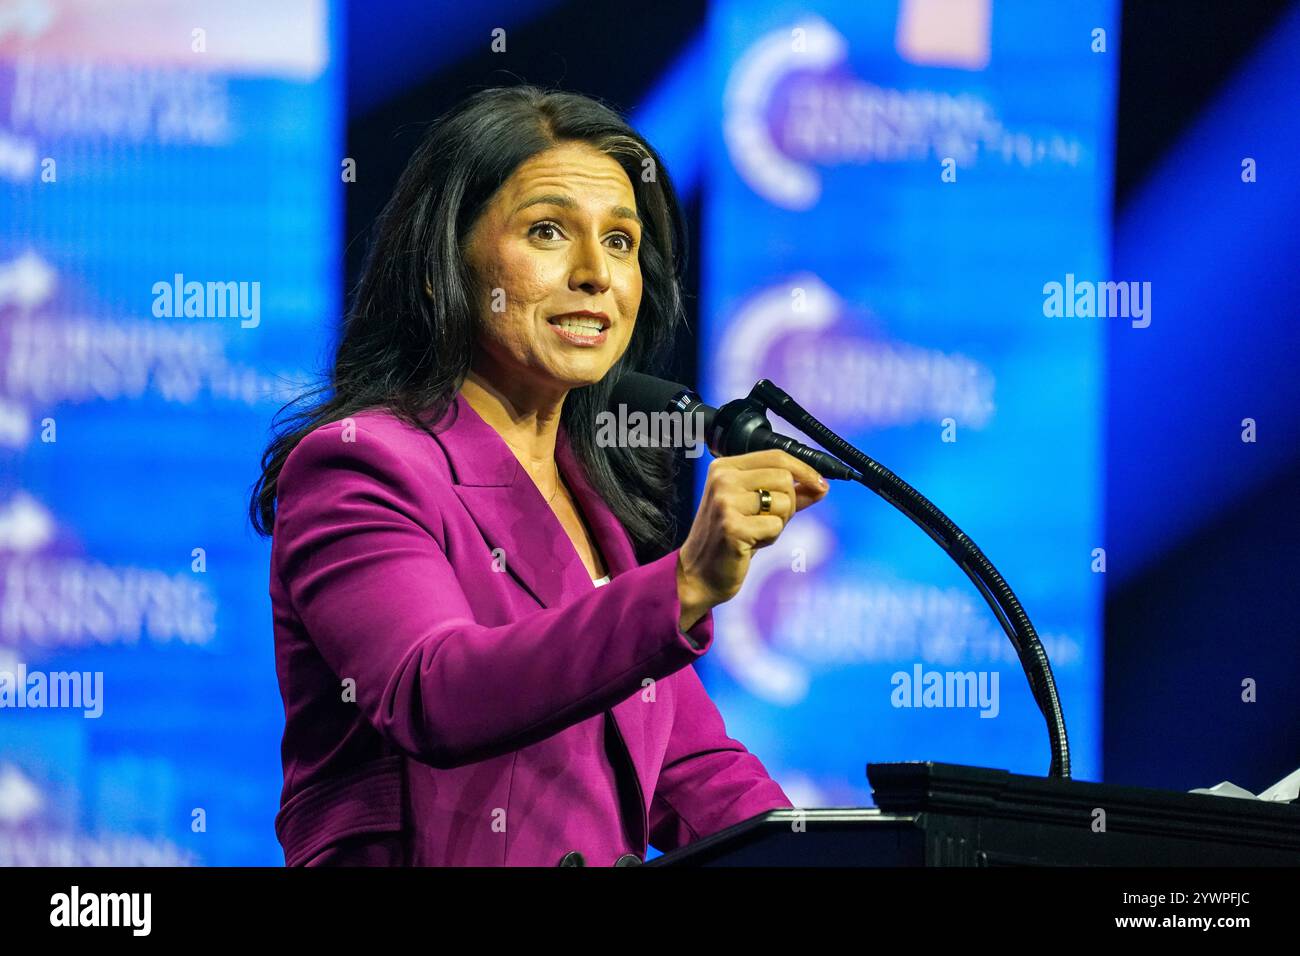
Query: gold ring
757,489,772,514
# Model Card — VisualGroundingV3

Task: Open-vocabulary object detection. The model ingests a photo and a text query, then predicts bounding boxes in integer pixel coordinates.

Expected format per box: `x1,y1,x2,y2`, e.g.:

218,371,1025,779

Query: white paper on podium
1189,766,1300,803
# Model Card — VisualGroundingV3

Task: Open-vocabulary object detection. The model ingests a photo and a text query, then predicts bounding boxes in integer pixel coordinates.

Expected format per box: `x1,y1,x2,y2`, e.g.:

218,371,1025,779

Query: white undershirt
592,574,611,587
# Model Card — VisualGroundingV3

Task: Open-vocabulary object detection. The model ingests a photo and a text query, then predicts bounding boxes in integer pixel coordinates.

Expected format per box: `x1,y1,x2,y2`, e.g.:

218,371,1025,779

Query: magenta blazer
270,391,792,866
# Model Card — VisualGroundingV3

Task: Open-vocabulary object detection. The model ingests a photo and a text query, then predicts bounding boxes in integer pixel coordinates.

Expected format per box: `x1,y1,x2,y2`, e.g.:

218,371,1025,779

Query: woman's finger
733,487,794,519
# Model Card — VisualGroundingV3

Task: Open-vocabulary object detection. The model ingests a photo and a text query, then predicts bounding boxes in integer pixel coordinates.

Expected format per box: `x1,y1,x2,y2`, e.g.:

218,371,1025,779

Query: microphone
609,372,858,481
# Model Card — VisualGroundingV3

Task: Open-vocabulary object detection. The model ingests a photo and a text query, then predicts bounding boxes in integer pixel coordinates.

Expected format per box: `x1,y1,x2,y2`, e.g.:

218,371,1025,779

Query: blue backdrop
695,0,1114,809
0,0,339,865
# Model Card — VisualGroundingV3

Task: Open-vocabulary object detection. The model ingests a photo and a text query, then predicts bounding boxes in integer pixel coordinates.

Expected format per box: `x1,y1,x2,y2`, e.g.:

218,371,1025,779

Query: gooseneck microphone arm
742,378,1071,779
609,371,1070,778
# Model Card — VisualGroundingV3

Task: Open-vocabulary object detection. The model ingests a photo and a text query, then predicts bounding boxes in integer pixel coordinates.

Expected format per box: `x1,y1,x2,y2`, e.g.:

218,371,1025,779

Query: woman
249,86,830,866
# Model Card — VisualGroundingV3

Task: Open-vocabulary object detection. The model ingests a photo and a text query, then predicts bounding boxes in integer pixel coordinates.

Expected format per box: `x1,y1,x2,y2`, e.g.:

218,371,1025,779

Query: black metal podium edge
867,761,1300,851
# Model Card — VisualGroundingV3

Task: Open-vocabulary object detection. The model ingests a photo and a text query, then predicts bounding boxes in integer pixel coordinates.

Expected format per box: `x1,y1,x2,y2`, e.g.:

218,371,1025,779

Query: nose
568,233,611,295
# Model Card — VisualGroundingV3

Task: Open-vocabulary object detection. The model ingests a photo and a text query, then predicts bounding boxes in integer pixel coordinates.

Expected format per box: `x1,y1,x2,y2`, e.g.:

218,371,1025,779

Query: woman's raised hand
676,449,830,630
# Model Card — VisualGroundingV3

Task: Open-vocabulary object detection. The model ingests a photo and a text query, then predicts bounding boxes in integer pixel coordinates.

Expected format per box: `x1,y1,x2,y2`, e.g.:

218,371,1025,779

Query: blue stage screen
696,0,1115,808
0,0,339,865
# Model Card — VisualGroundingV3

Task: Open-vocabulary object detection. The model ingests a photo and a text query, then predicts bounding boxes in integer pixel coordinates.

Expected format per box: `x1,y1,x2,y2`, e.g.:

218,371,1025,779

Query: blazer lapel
429,391,640,607
429,391,657,854
554,425,663,854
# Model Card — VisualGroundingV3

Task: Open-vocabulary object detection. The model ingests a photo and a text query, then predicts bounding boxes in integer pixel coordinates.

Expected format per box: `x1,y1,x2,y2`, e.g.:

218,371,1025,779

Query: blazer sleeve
647,663,793,853
273,419,715,770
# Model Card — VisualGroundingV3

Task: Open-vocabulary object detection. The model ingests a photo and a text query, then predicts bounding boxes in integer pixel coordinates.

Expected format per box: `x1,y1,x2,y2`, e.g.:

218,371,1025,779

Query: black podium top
649,762,1300,866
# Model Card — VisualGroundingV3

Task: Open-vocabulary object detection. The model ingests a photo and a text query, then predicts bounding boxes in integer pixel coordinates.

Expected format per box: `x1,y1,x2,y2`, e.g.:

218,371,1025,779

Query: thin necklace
502,437,562,504
542,462,561,503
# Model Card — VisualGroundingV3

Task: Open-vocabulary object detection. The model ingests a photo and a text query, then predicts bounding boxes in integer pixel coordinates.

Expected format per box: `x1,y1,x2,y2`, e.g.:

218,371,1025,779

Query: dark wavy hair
248,86,689,563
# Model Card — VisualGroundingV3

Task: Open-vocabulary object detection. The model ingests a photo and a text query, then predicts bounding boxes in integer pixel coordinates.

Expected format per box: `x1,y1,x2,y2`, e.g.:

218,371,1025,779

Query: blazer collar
427,391,639,610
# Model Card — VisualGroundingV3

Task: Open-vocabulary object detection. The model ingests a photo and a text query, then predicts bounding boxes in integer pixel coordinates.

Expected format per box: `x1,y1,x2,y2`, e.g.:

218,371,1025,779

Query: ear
424,278,434,298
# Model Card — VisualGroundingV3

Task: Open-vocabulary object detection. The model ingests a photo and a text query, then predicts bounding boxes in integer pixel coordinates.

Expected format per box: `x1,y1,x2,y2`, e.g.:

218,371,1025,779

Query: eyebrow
513,193,642,227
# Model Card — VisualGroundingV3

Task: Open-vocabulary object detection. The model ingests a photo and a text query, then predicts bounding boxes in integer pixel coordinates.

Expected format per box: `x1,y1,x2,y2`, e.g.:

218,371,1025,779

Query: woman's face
462,141,643,402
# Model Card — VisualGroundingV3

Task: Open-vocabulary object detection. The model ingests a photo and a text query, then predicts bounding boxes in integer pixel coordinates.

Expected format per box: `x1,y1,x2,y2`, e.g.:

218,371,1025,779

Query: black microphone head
608,372,715,458
609,372,696,416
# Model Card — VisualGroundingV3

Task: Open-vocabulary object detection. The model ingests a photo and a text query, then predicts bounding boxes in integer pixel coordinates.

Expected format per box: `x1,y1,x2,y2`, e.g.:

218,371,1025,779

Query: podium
647,762,1300,866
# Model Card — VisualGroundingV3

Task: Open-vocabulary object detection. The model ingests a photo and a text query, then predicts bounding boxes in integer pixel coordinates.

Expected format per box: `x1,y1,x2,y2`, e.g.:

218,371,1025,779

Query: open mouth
547,316,608,335
547,312,609,344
